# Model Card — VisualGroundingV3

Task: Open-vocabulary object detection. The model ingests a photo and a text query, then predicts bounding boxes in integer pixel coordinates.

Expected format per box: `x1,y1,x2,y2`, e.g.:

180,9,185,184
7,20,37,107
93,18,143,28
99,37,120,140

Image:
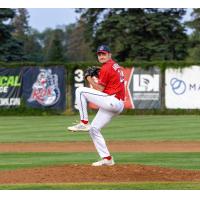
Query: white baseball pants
75,87,124,158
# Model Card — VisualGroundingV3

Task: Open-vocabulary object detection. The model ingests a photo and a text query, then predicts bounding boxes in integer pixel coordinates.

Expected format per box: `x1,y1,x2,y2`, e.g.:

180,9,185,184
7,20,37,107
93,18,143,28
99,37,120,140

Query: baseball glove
84,66,100,79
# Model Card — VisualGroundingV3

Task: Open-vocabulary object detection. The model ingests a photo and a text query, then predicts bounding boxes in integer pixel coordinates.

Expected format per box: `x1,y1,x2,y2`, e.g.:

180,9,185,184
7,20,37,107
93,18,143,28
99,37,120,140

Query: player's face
97,52,111,64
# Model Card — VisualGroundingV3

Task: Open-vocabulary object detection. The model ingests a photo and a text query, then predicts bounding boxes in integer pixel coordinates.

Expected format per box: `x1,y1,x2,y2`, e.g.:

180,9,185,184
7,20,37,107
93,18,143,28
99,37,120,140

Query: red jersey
98,59,125,101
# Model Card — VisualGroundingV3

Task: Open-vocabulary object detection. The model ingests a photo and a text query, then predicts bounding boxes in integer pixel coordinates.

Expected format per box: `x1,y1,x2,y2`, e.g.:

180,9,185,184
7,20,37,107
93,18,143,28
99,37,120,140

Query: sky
27,8,193,33
27,8,79,32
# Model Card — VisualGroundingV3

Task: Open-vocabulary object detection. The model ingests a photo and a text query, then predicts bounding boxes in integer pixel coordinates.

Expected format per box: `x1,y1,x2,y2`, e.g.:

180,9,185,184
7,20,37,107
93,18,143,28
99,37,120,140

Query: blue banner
22,66,66,111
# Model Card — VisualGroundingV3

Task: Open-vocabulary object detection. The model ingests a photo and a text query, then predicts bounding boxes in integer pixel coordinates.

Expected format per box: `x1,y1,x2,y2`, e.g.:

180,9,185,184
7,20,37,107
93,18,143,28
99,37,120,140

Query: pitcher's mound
0,164,200,184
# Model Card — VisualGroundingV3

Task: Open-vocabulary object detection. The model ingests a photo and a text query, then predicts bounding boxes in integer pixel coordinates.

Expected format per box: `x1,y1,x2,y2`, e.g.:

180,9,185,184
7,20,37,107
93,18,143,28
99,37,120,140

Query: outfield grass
0,152,200,171
0,115,200,190
0,115,200,142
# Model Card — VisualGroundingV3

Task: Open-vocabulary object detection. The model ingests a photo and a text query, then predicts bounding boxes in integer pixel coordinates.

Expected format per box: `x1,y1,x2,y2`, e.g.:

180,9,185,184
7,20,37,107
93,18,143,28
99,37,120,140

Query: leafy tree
24,28,43,62
11,8,43,61
77,8,189,61
11,8,30,39
38,23,94,62
0,8,25,61
65,20,95,61
185,9,200,61
186,9,200,31
39,28,53,60
45,29,65,62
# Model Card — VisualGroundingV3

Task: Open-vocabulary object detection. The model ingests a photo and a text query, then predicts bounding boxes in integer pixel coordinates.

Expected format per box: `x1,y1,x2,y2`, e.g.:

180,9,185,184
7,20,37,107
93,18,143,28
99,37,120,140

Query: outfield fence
0,61,200,114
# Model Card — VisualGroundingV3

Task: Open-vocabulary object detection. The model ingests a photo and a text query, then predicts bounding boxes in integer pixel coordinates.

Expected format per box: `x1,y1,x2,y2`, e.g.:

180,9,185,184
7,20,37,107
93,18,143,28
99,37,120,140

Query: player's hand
84,66,100,80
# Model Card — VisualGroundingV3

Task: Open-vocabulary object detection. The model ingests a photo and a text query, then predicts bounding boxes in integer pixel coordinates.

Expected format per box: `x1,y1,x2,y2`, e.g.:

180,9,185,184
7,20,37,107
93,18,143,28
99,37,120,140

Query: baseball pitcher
68,45,125,166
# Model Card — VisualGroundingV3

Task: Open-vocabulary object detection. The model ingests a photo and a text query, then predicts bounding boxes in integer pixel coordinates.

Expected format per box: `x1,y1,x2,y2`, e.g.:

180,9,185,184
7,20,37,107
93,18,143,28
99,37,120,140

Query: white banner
130,67,161,109
165,66,200,109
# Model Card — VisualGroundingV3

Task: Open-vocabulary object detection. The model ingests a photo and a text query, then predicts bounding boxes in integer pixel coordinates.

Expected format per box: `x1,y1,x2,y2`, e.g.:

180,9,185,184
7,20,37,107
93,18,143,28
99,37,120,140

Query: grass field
0,115,200,142
0,115,200,189
2,182,200,190
0,152,200,171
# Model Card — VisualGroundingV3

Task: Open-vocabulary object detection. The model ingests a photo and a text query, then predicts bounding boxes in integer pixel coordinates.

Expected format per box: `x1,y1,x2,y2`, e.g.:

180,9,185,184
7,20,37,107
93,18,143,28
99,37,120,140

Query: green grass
1,182,200,190
0,115,200,142
0,115,200,189
0,152,200,171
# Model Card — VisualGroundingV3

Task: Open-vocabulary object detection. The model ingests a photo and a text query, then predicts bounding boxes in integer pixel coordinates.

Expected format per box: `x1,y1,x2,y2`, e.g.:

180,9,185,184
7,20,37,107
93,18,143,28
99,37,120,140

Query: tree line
0,8,200,62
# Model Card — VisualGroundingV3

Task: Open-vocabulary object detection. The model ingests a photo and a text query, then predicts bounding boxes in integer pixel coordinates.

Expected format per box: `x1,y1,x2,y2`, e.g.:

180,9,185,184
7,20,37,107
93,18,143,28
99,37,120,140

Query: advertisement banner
123,67,134,109
165,66,200,109
72,66,161,110
128,67,161,109
0,68,22,107
22,66,66,111
72,68,85,110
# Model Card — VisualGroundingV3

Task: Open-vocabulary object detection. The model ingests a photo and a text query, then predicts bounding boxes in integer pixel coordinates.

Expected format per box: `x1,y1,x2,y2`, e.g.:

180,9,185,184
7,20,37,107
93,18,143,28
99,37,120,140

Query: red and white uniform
98,59,125,100
75,59,125,158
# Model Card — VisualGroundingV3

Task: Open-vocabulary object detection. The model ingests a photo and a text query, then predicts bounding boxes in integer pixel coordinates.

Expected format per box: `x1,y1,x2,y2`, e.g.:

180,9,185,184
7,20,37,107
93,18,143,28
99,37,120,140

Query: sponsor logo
170,78,186,95
0,87,8,93
132,74,160,101
133,74,159,92
0,76,21,94
189,84,200,91
28,69,60,106
0,98,20,106
99,46,104,50
0,76,21,87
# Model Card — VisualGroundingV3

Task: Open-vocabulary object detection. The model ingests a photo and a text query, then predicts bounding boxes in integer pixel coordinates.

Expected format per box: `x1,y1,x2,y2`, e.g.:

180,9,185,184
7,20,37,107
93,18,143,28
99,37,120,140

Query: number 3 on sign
74,69,84,82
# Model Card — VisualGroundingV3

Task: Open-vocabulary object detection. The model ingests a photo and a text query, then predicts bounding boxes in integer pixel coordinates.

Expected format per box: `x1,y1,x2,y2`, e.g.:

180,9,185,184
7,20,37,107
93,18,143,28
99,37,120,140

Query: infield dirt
0,141,200,184
1,164,200,184
0,141,200,152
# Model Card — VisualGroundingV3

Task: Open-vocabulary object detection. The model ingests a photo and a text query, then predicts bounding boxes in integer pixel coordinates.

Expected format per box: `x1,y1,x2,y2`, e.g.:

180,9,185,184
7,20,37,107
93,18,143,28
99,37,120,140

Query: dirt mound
0,164,200,184
1,141,200,152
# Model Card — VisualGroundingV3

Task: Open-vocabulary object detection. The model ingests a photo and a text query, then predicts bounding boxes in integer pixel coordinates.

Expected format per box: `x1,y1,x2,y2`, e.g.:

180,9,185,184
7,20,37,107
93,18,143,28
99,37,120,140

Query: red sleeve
98,65,109,86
